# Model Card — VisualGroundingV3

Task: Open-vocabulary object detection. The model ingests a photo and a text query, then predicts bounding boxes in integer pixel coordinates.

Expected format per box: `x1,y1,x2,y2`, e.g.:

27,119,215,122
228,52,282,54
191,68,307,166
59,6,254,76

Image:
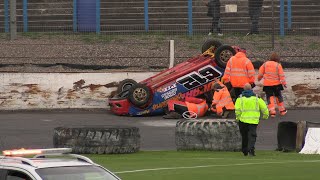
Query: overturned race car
109,39,246,116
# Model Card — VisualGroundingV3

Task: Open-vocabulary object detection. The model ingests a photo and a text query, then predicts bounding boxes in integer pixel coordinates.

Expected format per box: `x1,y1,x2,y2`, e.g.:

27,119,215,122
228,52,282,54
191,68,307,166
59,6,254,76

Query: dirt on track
0,34,319,72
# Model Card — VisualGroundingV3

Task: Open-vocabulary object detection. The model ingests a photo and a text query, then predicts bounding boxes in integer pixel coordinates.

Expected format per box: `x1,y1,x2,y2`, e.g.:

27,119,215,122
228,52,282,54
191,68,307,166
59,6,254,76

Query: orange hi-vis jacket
258,61,286,86
185,97,208,117
222,52,255,88
212,88,235,115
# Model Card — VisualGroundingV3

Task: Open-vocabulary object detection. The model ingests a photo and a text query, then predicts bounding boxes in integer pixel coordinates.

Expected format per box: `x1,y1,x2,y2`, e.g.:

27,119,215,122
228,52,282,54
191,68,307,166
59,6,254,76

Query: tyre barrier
276,121,297,152
175,119,241,151
53,126,140,154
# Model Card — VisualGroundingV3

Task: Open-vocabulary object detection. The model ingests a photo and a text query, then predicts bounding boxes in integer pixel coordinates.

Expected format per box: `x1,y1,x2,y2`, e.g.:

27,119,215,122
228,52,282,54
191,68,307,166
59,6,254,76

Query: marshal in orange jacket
222,52,255,88
258,61,286,86
211,87,235,116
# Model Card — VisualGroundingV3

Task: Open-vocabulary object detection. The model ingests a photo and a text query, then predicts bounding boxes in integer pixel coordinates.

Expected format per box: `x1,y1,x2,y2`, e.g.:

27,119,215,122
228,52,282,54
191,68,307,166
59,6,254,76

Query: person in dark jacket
206,0,223,36
247,0,264,35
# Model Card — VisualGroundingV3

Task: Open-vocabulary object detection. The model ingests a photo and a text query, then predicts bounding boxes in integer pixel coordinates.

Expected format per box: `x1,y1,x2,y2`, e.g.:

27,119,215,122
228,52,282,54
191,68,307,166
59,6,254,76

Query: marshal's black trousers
238,121,258,154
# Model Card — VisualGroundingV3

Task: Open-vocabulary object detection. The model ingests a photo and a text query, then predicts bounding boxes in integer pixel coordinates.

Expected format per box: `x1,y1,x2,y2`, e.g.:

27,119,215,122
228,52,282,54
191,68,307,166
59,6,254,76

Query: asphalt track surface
0,109,319,152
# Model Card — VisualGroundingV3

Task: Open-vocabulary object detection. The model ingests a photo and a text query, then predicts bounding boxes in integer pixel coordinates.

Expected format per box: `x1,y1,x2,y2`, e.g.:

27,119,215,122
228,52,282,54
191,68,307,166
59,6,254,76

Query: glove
283,84,287,88
211,107,217,113
250,83,256,88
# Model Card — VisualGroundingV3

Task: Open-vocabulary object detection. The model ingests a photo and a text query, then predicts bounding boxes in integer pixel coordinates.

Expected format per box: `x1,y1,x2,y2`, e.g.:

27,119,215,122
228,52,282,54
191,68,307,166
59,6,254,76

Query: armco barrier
0,69,318,110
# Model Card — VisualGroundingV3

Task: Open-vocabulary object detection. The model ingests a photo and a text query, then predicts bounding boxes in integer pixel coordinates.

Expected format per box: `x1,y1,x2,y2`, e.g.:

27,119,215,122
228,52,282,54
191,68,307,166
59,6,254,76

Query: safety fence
0,0,319,72
1,0,319,35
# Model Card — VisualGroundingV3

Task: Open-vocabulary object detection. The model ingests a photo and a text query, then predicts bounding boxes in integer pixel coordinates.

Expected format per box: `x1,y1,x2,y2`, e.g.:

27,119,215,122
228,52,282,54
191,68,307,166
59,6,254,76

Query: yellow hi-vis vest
235,95,269,124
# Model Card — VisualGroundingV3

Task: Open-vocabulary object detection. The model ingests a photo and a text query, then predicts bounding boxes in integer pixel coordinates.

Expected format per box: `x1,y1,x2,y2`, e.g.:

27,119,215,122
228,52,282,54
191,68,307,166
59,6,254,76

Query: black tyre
117,79,137,98
53,126,140,154
214,45,236,68
201,39,222,54
128,84,151,107
277,121,297,152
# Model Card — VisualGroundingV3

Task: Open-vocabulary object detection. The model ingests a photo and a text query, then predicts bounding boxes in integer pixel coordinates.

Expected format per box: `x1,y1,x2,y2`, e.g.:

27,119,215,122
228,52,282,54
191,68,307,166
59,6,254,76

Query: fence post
169,40,175,68
96,0,100,34
280,0,285,36
73,0,77,32
188,0,193,36
144,0,149,32
10,0,17,40
4,0,9,33
287,0,292,30
23,0,28,32
271,0,275,50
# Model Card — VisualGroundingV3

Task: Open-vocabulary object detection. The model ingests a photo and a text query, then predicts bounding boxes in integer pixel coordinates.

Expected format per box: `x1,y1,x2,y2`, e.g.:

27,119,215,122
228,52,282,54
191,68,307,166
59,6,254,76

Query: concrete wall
0,72,154,110
0,69,318,110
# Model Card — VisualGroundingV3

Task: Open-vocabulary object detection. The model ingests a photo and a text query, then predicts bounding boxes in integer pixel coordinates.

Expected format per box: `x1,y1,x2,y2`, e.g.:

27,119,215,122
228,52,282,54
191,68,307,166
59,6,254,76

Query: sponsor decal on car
158,83,177,93
177,65,221,90
136,109,150,116
151,81,216,110
161,88,178,100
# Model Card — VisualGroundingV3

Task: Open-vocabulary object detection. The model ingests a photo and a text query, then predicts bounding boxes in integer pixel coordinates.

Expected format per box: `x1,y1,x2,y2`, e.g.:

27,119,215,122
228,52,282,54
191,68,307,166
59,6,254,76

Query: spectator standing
222,52,255,100
206,0,223,36
247,0,264,35
211,83,235,118
235,83,269,156
257,52,287,118
163,97,208,119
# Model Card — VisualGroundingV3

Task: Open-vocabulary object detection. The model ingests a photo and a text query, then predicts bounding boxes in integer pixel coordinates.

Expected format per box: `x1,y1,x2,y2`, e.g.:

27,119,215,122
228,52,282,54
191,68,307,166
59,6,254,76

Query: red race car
109,39,246,116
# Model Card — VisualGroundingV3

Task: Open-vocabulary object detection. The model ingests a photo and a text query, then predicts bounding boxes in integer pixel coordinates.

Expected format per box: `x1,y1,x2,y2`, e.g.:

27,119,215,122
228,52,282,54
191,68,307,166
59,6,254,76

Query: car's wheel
201,39,222,54
117,79,137,98
128,84,151,107
214,45,236,68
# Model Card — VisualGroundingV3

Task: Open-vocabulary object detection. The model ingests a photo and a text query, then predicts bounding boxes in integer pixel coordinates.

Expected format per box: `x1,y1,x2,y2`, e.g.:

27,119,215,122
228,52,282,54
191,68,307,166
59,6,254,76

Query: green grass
85,151,320,180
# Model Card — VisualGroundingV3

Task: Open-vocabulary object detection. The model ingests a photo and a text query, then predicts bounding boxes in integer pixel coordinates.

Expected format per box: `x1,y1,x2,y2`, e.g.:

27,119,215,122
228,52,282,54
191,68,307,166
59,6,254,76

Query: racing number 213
177,65,221,90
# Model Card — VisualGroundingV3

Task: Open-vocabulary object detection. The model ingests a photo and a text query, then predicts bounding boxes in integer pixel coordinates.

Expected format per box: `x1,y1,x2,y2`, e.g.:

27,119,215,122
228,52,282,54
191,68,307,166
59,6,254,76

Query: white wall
0,72,154,110
254,69,320,108
0,69,318,110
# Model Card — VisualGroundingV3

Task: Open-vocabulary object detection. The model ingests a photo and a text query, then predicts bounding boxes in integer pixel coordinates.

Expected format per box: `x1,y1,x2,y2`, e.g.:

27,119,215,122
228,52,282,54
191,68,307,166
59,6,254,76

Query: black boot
249,149,256,156
242,151,248,156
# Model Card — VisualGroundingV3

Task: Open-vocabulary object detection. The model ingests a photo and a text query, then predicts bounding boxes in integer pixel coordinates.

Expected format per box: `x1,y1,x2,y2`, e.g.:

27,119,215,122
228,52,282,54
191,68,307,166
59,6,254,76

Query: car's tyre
53,126,140,154
214,45,237,68
128,84,151,107
175,119,241,151
117,79,137,98
201,39,222,54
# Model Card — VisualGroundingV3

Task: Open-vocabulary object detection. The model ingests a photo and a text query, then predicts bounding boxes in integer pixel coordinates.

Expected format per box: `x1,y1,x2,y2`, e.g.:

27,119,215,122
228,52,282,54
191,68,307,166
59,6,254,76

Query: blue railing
4,0,9,32
280,0,292,36
144,0,149,32
23,0,28,32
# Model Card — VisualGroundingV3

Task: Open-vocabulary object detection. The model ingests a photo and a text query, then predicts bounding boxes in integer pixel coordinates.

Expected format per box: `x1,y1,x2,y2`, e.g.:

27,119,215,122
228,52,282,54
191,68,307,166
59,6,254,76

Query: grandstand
0,0,319,35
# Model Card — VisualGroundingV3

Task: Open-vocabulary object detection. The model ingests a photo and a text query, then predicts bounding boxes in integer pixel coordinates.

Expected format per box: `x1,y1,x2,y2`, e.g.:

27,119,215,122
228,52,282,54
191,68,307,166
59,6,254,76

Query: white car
0,148,121,180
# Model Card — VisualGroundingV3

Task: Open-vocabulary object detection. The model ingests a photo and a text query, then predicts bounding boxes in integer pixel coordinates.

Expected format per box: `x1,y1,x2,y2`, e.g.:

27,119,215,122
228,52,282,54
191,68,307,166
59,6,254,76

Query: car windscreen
35,165,119,180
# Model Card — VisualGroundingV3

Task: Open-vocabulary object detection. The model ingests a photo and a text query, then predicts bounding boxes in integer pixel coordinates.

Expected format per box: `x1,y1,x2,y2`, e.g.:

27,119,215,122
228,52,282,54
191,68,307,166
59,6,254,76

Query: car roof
0,157,94,169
